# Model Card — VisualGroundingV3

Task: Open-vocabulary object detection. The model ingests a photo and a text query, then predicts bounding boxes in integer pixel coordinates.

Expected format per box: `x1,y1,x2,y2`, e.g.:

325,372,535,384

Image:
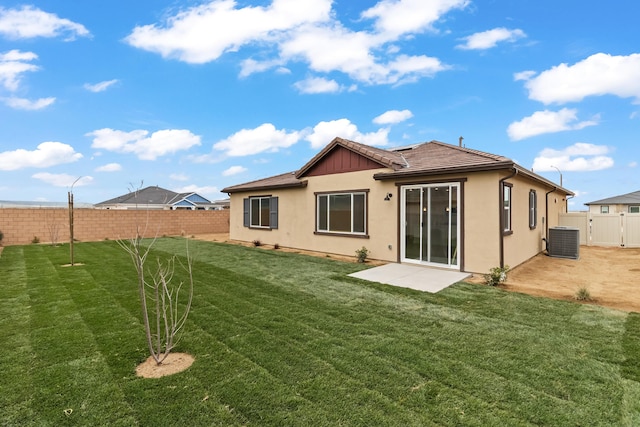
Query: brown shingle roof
221,171,306,193
221,138,573,195
374,140,513,179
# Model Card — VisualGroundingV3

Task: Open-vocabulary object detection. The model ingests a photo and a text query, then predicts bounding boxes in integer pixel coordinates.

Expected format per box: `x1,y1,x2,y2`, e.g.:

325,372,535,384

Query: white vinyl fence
559,212,640,247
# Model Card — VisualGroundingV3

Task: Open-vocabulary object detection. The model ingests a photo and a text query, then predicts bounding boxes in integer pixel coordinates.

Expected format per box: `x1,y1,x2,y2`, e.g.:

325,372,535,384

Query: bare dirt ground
497,246,640,313
193,235,640,313
136,353,195,378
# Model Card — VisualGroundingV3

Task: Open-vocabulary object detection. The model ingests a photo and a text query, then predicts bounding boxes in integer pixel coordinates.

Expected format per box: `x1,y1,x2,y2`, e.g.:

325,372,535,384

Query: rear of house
222,138,572,274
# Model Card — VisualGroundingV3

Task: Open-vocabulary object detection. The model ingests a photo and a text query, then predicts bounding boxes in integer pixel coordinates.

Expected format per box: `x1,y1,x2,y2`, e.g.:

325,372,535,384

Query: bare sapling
117,228,194,365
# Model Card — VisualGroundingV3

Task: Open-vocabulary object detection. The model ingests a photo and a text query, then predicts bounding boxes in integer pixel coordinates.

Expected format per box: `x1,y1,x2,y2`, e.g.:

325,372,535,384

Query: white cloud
84,79,119,93
507,108,599,141
305,118,390,149
32,173,93,187
532,143,614,172
524,53,640,104
514,70,535,81
88,128,201,160
125,0,331,64
213,123,301,156
0,5,90,40
628,161,637,168
0,142,82,171
456,27,525,50
169,173,189,181
222,165,247,176
373,109,413,125
294,76,341,94
126,0,458,88
175,184,220,198
361,0,469,38
95,163,122,172
0,49,39,91
3,96,55,110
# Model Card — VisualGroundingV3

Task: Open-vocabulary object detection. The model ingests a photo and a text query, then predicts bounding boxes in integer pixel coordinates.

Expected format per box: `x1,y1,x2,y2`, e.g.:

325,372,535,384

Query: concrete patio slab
349,263,470,293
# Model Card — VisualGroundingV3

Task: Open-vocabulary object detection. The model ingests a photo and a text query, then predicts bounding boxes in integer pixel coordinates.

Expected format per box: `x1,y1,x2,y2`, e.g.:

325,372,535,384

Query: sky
0,0,638,210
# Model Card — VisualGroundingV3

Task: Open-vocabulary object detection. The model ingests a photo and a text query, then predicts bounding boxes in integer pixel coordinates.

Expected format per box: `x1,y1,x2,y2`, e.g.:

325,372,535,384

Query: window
529,189,537,229
502,183,512,234
600,206,609,214
630,206,640,214
316,192,367,235
243,196,278,229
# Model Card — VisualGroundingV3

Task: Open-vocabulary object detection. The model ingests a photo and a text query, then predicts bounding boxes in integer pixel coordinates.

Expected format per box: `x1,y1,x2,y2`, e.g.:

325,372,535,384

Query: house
222,138,573,274
585,190,640,214
95,186,227,210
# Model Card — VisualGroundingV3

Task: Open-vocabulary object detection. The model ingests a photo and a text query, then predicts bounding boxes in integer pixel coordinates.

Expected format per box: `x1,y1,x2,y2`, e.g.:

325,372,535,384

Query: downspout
543,187,558,252
498,168,518,269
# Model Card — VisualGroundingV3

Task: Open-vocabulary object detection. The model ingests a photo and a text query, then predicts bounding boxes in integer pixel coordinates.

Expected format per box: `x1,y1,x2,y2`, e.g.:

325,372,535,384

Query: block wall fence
0,208,230,246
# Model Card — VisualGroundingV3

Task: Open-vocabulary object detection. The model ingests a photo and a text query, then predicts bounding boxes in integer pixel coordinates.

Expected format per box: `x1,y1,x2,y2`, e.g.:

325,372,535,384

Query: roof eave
373,162,515,180
222,180,308,194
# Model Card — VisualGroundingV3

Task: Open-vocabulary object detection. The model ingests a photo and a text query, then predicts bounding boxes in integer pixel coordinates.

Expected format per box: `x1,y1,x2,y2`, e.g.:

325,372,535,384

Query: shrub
355,246,370,263
273,243,280,250
484,265,509,286
31,236,40,244
253,240,262,247
0,230,3,245
574,286,592,301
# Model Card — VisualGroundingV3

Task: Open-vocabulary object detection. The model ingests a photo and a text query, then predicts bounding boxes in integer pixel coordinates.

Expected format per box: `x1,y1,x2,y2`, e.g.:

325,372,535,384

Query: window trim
629,205,640,214
314,190,369,237
600,205,609,214
502,183,512,235
243,196,278,230
529,189,537,229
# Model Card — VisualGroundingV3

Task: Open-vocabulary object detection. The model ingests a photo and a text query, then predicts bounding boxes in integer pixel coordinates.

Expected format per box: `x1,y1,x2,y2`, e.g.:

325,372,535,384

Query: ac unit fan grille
548,227,579,259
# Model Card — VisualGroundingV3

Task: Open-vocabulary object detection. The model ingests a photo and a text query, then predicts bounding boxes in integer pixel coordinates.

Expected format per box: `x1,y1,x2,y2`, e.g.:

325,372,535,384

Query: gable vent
548,227,580,259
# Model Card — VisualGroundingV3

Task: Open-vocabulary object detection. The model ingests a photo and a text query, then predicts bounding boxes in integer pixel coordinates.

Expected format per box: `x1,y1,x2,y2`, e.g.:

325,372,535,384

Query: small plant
484,265,509,286
31,236,40,244
0,230,3,245
273,243,280,250
253,239,262,247
355,246,370,263
574,286,592,301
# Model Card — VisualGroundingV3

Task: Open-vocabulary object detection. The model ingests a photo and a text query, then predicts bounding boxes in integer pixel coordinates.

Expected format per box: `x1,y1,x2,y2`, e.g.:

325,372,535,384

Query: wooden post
68,191,74,266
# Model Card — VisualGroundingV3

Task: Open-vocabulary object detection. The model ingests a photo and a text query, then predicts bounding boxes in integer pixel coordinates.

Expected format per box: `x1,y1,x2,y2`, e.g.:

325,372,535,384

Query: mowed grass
1,238,640,426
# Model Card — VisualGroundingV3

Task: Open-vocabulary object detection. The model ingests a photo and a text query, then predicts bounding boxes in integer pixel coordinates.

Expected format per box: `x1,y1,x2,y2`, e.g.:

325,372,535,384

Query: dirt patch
497,246,640,312
136,352,195,378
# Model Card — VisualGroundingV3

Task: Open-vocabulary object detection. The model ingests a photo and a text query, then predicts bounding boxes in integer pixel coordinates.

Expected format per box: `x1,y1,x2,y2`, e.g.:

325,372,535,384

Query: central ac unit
548,227,580,259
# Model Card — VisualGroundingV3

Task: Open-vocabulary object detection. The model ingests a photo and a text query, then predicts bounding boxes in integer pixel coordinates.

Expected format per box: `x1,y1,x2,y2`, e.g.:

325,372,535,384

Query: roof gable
296,137,405,179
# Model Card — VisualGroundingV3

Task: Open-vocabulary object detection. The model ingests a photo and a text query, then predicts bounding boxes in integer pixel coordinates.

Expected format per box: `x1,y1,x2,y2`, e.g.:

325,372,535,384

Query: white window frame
629,206,640,214
600,205,609,214
316,191,367,235
250,196,271,228
529,189,537,229
502,184,512,233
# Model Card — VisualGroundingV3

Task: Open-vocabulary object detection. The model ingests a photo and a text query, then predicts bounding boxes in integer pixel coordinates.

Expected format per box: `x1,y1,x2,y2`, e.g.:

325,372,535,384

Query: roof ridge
428,140,511,162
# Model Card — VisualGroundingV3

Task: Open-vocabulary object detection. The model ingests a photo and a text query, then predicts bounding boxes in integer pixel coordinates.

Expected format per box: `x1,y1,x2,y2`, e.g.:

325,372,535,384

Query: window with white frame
529,189,537,229
629,206,640,214
502,183,512,233
243,196,278,229
316,191,367,235
600,205,609,214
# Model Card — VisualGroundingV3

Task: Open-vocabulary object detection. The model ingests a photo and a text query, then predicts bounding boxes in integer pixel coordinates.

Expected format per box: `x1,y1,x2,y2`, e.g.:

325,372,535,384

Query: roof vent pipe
459,136,464,147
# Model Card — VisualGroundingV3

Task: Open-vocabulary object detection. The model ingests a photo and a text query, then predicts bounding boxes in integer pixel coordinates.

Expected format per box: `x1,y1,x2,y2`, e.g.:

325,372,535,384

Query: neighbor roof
95,186,213,207
222,138,573,195
585,190,640,205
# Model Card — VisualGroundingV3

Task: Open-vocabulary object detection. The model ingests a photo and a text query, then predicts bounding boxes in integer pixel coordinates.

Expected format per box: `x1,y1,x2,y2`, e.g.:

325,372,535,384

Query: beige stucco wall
228,168,568,274
228,169,399,262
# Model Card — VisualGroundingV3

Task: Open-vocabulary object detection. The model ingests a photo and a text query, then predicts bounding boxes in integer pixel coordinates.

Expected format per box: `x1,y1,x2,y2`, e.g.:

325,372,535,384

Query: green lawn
1,238,640,426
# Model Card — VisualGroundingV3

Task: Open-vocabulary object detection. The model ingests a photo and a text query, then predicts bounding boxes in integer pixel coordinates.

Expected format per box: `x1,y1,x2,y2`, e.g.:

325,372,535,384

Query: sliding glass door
402,184,459,268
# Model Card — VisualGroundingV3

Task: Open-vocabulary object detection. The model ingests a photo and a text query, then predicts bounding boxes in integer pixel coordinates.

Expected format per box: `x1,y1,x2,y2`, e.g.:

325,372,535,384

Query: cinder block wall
0,208,230,246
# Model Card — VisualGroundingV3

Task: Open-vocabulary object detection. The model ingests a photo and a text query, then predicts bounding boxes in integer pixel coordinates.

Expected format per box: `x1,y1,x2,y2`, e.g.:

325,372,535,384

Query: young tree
117,233,194,365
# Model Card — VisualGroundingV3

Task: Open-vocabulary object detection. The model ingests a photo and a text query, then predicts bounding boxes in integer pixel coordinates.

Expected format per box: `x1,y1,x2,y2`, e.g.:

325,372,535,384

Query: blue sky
0,0,638,209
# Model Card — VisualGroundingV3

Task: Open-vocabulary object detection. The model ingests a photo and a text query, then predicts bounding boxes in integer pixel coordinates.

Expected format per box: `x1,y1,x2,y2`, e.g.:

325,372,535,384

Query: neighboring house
585,190,640,214
95,186,226,210
222,137,572,274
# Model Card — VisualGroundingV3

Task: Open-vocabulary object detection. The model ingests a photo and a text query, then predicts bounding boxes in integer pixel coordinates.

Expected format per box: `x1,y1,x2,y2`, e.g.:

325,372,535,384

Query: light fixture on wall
384,193,393,201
